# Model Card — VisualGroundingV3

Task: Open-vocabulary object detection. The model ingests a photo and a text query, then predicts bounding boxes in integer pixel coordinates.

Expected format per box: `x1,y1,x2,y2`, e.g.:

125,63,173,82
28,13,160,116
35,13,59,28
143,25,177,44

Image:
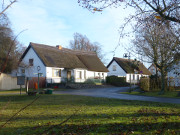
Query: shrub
84,78,104,85
140,77,150,91
106,76,129,87
84,79,96,84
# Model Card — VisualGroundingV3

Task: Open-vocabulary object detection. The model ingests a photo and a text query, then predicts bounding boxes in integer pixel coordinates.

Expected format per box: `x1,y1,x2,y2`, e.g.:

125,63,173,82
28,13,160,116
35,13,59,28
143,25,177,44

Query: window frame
76,71,82,79
29,59,34,66
113,65,116,71
52,68,61,77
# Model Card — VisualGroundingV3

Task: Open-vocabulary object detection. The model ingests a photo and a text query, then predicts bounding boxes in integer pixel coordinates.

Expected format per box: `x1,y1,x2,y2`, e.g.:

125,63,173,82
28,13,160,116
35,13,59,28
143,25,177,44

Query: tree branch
0,29,27,76
0,0,17,16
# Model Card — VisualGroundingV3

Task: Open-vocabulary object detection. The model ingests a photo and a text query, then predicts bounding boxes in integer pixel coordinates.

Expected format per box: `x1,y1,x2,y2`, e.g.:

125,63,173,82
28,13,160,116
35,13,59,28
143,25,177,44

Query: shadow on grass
0,94,180,108
1,109,179,125
0,122,180,135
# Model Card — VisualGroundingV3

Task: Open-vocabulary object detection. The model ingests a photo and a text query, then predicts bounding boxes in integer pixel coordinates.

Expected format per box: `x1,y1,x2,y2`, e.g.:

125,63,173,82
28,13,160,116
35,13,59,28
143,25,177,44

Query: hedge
106,76,129,87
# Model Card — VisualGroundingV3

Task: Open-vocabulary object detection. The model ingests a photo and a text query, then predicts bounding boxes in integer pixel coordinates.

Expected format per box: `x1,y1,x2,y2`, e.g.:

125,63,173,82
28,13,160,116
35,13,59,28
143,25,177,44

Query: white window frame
113,65,116,71
52,68,61,77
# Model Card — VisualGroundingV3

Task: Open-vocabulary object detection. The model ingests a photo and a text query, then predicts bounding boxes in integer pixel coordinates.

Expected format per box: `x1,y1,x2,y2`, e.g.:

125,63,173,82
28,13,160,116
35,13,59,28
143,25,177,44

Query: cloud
7,0,135,62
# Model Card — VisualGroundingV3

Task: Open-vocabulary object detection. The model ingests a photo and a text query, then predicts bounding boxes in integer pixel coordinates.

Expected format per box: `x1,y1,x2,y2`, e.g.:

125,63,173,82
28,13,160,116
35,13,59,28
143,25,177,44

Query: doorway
67,71,71,81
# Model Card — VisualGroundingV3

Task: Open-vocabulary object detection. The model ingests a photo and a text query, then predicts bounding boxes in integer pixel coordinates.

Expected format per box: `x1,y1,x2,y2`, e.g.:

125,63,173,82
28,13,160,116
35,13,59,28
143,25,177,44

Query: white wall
126,74,148,83
107,60,126,77
21,48,46,77
148,65,161,76
0,73,25,90
74,69,107,83
86,70,107,80
168,62,180,86
46,67,65,83
74,69,86,82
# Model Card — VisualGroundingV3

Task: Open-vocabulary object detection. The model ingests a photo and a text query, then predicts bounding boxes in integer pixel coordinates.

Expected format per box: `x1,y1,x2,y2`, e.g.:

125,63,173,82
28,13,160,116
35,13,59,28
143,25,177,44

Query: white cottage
107,57,151,84
19,42,108,86
148,62,180,87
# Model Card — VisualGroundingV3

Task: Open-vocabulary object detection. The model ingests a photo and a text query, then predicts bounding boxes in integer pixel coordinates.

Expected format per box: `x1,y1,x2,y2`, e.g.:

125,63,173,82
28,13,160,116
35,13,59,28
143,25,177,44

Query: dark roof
107,57,151,75
77,55,108,72
21,42,108,72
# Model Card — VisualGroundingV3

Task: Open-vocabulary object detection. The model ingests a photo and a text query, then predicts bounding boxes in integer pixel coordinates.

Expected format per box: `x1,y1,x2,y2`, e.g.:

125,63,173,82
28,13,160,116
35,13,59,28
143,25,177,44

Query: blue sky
6,0,136,65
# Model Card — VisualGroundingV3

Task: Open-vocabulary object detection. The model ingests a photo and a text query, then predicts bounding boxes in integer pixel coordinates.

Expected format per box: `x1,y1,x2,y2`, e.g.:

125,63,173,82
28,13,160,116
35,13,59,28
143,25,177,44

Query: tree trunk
159,68,165,95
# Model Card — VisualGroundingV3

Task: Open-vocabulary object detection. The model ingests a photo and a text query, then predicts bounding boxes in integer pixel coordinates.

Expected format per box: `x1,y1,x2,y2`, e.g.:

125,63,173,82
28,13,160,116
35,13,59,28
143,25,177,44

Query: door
67,71,71,81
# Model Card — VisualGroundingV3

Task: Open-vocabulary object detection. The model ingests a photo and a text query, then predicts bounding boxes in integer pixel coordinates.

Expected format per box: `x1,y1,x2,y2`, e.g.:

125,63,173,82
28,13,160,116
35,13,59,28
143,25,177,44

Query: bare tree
78,0,180,23
132,18,179,94
0,15,24,74
69,32,106,63
0,0,17,16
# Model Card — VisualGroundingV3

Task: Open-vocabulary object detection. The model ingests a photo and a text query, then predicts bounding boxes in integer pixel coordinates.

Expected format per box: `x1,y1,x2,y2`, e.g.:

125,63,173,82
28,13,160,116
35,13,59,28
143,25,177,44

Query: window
53,69,61,77
76,71,82,79
137,75,139,80
113,65,116,71
21,69,25,74
29,59,34,66
84,70,86,79
133,74,135,80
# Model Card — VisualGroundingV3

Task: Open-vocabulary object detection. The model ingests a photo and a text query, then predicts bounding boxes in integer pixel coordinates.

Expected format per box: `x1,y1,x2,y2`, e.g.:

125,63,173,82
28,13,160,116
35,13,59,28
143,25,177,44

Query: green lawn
0,94,180,135
121,91,180,98
0,89,26,94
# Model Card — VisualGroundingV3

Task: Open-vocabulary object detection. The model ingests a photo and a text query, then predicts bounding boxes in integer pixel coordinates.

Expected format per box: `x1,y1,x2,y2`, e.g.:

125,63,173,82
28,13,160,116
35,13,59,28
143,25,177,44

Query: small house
19,42,108,87
107,57,151,84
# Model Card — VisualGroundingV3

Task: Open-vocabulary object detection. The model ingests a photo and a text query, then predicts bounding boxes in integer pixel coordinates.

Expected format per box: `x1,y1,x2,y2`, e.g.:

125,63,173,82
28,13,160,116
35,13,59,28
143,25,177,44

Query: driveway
54,87,180,104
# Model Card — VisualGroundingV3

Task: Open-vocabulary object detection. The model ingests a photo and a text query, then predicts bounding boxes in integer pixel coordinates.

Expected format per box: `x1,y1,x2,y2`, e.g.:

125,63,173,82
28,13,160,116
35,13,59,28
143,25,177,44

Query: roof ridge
30,42,96,55
114,57,134,61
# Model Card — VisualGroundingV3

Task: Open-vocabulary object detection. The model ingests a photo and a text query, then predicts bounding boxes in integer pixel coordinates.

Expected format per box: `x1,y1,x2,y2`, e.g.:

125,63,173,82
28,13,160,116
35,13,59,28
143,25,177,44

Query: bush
106,76,129,87
141,76,170,91
84,78,104,84
140,77,150,91
84,79,96,84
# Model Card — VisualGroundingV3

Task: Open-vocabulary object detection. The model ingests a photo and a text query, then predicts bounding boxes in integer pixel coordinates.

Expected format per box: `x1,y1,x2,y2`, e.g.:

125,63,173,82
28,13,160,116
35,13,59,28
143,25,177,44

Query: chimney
56,45,62,50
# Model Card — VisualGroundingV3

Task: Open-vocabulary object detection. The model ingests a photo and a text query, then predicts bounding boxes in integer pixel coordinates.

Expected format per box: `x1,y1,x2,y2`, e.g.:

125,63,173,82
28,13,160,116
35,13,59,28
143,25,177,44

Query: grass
120,91,180,98
0,94,180,135
0,89,26,94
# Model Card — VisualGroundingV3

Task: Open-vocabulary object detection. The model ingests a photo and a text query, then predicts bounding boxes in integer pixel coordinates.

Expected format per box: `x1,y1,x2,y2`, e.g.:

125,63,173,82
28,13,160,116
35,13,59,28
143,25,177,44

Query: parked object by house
18,42,108,87
107,57,151,84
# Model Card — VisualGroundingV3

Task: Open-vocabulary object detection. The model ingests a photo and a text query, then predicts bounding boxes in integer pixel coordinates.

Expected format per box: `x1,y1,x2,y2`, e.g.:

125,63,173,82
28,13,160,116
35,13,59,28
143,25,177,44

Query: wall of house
74,69,107,83
86,70,107,80
74,69,86,82
148,65,161,76
167,62,180,87
126,73,148,84
107,60,126,77
46,67,68,83
45,67,107,83
21,48,46,77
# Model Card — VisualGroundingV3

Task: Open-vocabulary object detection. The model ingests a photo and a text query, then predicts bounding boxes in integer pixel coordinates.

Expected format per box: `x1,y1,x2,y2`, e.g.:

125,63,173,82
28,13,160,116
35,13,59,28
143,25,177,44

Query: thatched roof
21,42,108,72
107,57,151,75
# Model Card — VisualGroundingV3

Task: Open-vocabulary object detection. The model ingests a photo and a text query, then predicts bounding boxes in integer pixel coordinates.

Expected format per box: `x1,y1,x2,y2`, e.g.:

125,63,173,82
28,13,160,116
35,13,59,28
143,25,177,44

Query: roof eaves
114,58,128,73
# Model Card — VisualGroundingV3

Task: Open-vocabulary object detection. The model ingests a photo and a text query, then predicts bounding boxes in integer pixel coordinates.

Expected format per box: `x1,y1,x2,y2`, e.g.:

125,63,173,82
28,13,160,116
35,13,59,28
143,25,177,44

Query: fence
28,77,46,88
0,73,25,90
